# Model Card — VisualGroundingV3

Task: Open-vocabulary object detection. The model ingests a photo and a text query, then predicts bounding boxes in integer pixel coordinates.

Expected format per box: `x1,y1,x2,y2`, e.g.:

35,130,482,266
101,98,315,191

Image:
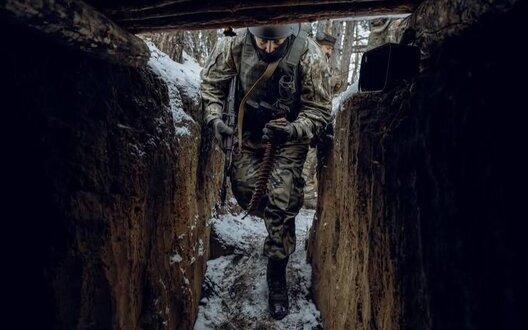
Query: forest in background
140,17,407,94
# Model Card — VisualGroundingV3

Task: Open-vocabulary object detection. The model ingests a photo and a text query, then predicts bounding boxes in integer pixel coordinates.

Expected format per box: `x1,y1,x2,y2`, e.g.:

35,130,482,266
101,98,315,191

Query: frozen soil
194,208,322,330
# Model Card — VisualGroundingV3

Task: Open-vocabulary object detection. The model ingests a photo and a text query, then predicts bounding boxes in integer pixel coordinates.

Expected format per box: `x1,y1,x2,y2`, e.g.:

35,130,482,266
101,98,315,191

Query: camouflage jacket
200,29,331,143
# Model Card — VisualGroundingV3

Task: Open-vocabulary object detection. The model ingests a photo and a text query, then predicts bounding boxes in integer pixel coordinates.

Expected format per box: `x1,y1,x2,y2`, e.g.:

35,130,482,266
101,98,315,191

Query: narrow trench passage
141,20,370,329
196,208,320,329
144,25,351,328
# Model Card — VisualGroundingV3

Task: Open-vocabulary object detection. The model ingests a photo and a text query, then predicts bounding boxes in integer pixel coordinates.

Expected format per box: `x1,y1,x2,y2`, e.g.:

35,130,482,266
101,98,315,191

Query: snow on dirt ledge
147,42,200,136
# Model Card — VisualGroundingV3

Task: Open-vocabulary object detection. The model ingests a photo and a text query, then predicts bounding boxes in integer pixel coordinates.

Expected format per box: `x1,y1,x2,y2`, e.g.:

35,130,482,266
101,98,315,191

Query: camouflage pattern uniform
301,147,318,208
201,29,331,260
302,34,337,209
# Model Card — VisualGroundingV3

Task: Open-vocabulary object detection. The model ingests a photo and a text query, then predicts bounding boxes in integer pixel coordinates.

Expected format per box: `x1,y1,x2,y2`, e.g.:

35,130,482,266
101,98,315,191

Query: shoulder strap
285,30,308,67
236,60,280,145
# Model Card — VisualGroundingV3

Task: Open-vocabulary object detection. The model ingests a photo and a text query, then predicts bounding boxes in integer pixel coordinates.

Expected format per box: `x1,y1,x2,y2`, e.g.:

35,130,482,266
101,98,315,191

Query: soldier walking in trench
302,31,337,209
200,23,331,319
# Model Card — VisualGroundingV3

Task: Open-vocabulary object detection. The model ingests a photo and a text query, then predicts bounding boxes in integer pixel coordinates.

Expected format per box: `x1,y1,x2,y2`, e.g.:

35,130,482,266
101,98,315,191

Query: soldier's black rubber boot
267,257,289,320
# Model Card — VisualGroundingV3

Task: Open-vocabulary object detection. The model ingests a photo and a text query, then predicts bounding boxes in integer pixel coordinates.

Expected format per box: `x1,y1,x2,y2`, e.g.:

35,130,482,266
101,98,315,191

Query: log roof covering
0,0,422,68
84,0,423,32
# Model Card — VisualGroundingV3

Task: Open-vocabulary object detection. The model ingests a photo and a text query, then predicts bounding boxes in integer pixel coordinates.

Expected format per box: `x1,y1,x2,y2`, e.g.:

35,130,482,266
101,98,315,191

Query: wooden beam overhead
0,0,150,67
1,0,423,56
104,0,420,32
104,0,416,16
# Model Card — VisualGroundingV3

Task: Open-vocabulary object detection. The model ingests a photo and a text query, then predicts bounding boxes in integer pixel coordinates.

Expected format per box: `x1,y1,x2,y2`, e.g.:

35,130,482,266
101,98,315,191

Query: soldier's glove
262,119,295,144
212,118,234,143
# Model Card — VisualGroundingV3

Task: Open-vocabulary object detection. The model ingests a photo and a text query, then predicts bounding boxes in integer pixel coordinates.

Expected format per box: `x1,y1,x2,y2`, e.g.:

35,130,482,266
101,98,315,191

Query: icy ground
194,208,322,330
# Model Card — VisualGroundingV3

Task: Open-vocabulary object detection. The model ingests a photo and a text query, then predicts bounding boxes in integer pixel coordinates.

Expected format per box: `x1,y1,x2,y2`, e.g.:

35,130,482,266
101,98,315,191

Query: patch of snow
175,126,191,136
169,253,183,264
195,208,322,329
198,239,205,256
210,213,267,254
182,51,202,76
147,42,199,137
332,81,358,119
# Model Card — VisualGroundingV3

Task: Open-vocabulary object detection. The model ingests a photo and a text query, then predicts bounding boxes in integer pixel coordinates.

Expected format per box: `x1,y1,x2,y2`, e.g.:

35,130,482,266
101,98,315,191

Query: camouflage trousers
301,147,318,206
230,136,308,260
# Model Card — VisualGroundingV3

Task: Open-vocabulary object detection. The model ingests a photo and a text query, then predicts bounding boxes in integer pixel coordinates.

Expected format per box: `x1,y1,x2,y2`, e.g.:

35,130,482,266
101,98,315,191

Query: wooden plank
105,0,409,16
0,0,149,67
113,0,419,32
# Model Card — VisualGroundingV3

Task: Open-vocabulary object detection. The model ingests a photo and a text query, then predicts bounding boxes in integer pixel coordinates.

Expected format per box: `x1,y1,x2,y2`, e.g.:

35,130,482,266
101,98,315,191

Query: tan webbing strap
237,60,280,146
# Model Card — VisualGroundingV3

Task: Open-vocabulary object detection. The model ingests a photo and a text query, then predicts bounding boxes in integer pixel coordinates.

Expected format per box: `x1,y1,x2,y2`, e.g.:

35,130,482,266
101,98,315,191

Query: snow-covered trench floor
143,40,324,329
194,208,322,329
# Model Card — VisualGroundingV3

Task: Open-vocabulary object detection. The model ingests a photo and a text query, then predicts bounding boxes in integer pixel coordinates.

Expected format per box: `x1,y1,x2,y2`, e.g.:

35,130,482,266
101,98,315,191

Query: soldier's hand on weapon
262,118,294,144
212,118,234,143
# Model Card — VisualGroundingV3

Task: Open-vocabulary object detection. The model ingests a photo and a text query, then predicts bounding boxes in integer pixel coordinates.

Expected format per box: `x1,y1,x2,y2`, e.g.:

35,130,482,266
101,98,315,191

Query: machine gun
219,76,237,206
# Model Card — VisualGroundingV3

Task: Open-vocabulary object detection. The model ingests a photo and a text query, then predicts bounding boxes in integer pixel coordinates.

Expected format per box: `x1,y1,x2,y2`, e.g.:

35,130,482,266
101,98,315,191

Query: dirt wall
1,23,221,330
308,1,528,329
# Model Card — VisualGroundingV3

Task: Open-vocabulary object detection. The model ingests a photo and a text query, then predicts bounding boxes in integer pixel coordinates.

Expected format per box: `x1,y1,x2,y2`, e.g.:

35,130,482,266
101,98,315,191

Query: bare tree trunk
204,29,219,60
142,29,219,66
338,21,356,92
193,31,205,64
351,52,361,84
187,30,215,66
183,31,196,60
326,20,344,94
351,21,369,84
144,31,185,63
316,19,332,35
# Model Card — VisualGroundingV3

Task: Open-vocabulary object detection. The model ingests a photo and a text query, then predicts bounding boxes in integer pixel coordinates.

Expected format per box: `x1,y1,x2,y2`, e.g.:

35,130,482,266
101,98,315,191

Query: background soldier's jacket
201,29,331,143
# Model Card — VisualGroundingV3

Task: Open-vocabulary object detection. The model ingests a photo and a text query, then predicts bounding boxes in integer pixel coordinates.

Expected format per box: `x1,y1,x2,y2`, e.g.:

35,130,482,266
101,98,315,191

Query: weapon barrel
219,76,237,206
